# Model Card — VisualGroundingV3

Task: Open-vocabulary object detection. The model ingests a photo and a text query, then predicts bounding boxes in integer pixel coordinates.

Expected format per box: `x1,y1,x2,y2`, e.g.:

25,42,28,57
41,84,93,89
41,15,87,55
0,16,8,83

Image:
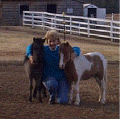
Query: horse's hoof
74,101,80,105
68,101,72,104
28,100,32,103
33,95,36,98
39,99,43,103
29,98,32,102
98,99,105,104
100,100,105,105
49,100,56,105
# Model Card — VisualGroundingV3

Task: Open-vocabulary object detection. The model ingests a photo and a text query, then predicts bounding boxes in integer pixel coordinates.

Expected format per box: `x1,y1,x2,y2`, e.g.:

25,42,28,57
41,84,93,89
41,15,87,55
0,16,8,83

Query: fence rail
23,11,120,41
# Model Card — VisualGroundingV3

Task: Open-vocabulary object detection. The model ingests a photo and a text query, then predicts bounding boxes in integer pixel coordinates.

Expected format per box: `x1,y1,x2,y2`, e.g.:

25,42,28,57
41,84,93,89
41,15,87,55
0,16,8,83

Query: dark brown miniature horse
24,37,46,102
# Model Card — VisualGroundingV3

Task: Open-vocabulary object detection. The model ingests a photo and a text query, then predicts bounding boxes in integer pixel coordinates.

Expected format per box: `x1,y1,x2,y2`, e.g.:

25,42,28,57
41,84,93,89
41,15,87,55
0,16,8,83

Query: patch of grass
0,26,118,62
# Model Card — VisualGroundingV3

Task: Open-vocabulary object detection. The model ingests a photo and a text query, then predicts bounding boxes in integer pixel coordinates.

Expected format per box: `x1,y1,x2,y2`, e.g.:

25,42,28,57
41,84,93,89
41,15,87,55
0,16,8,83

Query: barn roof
83,4,98,8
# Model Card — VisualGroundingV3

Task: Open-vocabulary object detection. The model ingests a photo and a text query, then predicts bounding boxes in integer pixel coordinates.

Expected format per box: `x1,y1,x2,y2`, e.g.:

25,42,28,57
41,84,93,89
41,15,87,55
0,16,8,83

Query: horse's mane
60,42,74,54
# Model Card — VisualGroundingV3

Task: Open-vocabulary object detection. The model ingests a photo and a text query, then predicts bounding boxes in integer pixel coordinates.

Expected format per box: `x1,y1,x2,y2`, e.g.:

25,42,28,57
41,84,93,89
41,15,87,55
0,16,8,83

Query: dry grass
106,14,120,21
0,26,119,62
0,61,119,119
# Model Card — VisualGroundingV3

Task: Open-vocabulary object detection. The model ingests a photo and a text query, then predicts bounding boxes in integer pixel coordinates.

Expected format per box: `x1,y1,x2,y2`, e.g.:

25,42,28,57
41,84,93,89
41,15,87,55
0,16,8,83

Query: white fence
23,11,120,41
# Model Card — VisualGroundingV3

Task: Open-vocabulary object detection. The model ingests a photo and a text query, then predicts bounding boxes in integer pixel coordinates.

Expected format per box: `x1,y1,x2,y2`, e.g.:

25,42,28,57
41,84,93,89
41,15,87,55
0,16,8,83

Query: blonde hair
44,30,60,43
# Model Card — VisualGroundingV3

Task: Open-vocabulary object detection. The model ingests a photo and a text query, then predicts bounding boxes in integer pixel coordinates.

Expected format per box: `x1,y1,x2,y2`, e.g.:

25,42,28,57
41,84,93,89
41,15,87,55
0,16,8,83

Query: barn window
47,4,57,13
20,5,29,15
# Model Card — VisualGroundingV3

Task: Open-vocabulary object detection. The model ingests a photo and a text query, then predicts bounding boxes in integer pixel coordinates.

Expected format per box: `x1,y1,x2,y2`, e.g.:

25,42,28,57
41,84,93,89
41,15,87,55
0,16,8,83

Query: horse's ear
33,37,36,42
42,37,46,43
66,42,69,45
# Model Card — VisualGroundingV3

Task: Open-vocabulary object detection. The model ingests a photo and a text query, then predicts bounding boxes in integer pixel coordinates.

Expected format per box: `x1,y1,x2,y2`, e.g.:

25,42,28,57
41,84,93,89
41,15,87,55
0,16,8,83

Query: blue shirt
26,45,81,82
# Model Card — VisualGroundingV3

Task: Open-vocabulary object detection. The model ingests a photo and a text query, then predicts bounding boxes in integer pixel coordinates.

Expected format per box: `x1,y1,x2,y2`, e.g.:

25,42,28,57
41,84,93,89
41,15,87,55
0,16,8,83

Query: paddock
0,26,119,119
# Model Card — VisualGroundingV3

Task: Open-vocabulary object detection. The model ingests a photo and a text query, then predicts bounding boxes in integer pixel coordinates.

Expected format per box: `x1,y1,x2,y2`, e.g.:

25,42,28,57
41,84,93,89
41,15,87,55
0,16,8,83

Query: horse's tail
103,58,107,87
97,52,107,84
99,54,107,104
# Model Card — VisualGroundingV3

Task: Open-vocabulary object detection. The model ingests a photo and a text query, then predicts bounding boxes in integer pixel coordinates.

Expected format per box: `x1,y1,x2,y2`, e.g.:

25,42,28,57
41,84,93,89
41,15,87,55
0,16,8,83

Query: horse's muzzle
59,64,65,69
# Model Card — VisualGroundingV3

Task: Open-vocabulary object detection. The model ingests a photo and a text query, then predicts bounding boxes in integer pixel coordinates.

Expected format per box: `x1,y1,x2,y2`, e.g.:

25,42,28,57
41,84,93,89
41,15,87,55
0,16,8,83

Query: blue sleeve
73,47,81,56
26,44,33,57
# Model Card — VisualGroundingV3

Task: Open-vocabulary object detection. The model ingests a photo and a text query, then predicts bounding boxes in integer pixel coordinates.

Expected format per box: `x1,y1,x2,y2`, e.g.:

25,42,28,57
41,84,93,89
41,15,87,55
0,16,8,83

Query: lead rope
62,12,66,42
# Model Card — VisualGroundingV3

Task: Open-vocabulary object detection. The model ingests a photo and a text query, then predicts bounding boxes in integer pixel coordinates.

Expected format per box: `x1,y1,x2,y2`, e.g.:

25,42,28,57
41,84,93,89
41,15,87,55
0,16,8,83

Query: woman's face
48,38,59,50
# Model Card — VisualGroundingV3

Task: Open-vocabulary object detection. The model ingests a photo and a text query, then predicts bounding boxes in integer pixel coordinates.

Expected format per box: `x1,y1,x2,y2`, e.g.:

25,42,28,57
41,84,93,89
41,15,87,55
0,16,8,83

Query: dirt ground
0,26,119,119
0,62,119,119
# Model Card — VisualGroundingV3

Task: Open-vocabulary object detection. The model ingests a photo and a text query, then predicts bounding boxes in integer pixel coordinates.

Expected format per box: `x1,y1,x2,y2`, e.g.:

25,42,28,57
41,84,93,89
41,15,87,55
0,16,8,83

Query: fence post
42,13,45,30
70,17,72,34
110,13,113,42
32,12,34,28
87,18,90,37
79,22,80,36
23,11,25,26
51,17,53,28
54,14,56,29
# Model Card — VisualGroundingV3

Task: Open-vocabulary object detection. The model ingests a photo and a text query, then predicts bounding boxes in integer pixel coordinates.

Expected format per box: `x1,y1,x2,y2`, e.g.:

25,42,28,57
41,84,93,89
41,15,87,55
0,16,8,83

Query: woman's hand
29,56,34,64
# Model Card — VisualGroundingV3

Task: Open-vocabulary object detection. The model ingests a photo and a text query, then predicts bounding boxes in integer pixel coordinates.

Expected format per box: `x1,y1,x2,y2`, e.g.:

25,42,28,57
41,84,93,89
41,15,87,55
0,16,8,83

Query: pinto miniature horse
59,42,107,105
24,37,47,102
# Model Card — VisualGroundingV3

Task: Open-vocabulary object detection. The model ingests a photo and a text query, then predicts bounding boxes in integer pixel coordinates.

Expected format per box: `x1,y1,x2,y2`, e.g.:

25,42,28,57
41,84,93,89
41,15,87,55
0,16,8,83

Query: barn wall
2,0,61,26
30,3,46,12
66,0,83,16
1,0,84,26
0,0,2,25
30,1,59,12
2,1,19,25
57,0,83,16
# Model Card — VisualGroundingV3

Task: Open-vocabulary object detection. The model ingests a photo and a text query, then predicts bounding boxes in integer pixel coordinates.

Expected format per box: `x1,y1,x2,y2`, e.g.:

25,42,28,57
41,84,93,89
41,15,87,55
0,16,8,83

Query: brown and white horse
59,42,107,105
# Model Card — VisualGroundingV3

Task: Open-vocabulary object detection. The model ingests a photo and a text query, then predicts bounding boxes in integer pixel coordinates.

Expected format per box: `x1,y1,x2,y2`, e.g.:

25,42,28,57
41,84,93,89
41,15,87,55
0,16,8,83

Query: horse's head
33,37,45,48
32,37,45,63
59,42,73,69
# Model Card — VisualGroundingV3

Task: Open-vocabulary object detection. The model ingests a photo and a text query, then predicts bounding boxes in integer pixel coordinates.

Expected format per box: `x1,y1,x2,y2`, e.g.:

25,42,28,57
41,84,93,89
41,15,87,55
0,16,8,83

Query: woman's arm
26,44,33,63
73,47,81,57
26,44,33,57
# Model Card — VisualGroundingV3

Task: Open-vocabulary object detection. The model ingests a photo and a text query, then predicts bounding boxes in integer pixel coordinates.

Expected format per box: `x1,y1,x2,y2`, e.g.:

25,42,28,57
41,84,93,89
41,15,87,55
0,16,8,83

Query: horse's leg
29,77,33,102
38,80,43,103
41,83,47,98
33,83,37,98
101,65,107,104
74,81,80,105
95,76,106,104
35,77,42,103
24,61,33,102
68,85,73,104
100,74,106,104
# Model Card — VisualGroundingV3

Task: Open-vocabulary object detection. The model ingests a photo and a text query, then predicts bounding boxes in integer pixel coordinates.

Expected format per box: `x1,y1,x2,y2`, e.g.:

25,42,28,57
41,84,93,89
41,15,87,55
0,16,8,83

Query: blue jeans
43,77,69,104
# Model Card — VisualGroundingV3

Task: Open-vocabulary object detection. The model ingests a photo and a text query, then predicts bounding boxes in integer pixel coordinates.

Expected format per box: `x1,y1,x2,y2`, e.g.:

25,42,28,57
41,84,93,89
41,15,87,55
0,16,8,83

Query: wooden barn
0,0,84,26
